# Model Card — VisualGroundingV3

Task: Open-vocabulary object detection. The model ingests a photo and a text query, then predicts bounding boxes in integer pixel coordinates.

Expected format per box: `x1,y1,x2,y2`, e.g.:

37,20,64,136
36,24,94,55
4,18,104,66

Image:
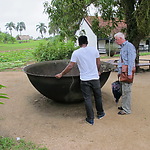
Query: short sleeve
70,51,77,62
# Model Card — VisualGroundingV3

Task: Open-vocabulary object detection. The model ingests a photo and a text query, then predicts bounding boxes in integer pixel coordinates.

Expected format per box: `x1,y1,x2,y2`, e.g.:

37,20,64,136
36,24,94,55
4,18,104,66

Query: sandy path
0,68,150,150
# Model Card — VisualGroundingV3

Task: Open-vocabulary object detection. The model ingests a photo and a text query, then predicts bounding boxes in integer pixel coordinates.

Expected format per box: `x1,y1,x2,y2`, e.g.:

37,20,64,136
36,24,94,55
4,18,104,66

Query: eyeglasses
114,37,121,41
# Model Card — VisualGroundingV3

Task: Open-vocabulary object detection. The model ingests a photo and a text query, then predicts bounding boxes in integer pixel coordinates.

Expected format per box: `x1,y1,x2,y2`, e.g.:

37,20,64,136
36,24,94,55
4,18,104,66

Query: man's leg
80,81,94,121
91,80,104,116
121,82,132,114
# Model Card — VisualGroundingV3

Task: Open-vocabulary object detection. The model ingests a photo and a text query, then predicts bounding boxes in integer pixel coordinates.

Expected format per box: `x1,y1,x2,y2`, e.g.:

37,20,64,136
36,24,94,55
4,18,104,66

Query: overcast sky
0,0,97,39
0,0,50,38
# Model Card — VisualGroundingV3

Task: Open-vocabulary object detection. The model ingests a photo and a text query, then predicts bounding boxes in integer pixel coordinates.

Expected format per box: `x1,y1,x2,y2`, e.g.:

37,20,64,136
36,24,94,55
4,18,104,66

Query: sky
0,0,97,39
0,0,50,38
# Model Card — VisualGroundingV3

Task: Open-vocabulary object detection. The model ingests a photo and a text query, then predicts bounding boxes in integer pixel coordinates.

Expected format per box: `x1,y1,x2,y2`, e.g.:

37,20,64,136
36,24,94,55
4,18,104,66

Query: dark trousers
80,79,104,120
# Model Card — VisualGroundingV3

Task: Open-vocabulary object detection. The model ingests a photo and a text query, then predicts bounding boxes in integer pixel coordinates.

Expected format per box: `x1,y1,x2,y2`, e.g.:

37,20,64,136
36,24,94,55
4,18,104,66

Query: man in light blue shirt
114,32,136,115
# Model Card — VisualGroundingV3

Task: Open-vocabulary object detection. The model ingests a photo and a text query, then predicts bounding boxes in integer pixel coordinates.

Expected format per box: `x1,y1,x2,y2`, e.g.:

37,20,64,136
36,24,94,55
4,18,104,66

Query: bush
0,32,16,43
33,36,78,61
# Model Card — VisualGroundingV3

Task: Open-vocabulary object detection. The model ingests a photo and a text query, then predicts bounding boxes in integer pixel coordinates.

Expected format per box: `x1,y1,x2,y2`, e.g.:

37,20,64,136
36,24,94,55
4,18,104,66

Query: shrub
33,36,78,61
0,32,16,43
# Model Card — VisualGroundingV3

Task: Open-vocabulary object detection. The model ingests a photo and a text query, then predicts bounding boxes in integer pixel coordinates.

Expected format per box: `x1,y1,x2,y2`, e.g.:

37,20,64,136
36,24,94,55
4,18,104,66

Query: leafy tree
16,22,26,35
5,22,15,36
36,23,47,38
44,0,150,64
43,0,90,40
48,21,59,36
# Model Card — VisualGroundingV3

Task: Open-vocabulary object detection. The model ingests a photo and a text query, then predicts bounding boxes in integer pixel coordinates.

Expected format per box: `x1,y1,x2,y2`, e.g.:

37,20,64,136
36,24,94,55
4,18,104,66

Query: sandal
118,111,127,115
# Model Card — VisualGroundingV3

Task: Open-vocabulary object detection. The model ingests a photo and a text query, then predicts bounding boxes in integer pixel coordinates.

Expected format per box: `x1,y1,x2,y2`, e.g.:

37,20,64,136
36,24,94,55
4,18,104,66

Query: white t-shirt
71,46,100,81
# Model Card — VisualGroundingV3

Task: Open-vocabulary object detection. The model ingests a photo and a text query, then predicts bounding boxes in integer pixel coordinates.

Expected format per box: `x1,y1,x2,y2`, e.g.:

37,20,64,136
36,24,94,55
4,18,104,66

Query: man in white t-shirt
55,36,105,125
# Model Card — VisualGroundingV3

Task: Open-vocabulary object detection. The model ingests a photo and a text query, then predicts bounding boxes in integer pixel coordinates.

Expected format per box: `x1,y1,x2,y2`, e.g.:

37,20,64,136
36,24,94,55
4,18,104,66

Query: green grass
139,52,150,56
0,40,48,71
0,136,48,150
0,40,47,52
0,49,35,71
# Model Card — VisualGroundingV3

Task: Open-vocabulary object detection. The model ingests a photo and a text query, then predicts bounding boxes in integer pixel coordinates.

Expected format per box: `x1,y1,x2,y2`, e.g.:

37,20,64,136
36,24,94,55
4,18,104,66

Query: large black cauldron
24,60,113,103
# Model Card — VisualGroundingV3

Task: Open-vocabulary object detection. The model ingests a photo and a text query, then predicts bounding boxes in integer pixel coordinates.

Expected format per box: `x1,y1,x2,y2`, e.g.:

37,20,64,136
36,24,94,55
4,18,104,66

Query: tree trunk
121,0,143,71
10,30,12,36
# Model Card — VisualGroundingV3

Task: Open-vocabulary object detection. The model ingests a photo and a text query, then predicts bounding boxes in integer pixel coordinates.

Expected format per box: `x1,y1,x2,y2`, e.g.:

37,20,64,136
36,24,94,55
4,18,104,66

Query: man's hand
118,74,121,78
128,75,132,79
55,73,63,79
55,62,75,79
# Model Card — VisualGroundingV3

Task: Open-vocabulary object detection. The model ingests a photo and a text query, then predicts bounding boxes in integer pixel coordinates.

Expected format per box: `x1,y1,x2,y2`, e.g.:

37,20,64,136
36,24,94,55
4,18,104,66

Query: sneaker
85,118,94,125
118,106,123,110
97,112,105,119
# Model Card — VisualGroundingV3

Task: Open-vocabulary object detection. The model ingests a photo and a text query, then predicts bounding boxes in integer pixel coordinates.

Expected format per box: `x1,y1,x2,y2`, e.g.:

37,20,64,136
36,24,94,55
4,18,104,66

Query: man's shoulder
87,46,97,50
126,41,134,46
73,46,98,54
72,48,81,57
125,41,135,49
73,48,80,54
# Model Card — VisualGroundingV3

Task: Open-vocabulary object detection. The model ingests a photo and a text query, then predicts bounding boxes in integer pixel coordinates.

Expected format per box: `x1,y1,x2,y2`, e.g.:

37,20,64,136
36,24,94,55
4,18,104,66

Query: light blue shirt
118,41,136,75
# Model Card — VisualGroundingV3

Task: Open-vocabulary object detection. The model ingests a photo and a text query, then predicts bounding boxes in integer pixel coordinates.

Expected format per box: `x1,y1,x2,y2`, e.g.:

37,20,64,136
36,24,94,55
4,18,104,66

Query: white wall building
75,18,97,49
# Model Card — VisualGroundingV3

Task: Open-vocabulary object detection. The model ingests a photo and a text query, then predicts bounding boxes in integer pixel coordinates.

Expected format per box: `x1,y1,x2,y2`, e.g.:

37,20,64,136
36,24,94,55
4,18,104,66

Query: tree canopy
5,22,15,36
36,23,47,38
44,0,150,63
16,22,26,35
44,0,92,40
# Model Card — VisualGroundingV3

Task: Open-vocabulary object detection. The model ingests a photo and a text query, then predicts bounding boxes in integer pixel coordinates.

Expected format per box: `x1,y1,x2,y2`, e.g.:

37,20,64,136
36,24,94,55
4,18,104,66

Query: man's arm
55,62,76,78
96,57,101,74
127,44,136,75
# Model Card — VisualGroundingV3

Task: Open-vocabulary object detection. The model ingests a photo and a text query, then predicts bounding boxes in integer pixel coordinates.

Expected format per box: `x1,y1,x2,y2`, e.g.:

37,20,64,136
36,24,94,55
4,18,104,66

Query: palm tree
5,22,15,36
16,22,26,35
36,23,47,38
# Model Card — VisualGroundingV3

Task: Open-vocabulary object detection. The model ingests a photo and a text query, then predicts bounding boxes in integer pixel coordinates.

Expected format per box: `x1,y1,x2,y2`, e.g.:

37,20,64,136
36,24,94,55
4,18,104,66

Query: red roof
85,16,126,35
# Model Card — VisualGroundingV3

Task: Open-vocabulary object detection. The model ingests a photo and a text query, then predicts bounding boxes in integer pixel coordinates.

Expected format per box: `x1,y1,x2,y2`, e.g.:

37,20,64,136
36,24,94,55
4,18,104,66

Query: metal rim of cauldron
23,60,113,77
23,60,80,77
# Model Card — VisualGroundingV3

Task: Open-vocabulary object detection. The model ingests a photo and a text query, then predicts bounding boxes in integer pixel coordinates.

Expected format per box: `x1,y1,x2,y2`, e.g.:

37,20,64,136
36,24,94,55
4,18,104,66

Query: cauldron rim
23,60,113,77
23,60,80,77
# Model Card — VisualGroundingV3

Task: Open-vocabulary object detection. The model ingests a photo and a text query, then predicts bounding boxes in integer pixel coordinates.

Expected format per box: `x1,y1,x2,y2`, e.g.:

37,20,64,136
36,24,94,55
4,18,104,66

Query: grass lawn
0,136,47,150
0,40,47,71
0,40,47,52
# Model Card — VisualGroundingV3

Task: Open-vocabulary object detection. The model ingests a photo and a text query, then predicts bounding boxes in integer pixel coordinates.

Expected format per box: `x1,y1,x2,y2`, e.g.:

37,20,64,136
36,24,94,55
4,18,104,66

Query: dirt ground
0,56,150,150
